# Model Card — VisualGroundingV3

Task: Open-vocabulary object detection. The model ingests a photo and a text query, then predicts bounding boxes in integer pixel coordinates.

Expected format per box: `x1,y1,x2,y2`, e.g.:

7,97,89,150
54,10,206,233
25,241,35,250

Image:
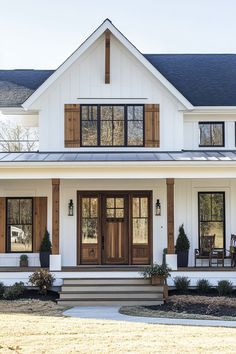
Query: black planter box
177,250,189,267
39,251,50,268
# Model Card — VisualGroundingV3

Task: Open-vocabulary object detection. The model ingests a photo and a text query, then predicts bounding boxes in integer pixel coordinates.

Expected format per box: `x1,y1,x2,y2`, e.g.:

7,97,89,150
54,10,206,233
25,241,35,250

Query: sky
0,0,236,69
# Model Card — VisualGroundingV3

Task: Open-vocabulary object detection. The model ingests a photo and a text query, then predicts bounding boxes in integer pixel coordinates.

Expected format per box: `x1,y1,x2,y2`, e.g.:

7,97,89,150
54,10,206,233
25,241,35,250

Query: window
7,198,33,252
81,105,144,147
198,192,225,248
199,122,224,147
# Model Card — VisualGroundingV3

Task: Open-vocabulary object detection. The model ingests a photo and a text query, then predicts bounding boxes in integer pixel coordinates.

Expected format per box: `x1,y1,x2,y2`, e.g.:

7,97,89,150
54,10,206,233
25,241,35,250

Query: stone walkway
63,306,236,328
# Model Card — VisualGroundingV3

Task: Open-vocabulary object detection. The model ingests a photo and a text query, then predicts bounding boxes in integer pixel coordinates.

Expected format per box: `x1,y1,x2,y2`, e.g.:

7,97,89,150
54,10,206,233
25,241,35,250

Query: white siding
184,113,236,150
29,34,184,152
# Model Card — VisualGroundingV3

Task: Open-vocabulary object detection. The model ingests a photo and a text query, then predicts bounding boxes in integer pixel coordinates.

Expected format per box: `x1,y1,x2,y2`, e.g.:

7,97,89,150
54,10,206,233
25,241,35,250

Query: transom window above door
81,105,144,147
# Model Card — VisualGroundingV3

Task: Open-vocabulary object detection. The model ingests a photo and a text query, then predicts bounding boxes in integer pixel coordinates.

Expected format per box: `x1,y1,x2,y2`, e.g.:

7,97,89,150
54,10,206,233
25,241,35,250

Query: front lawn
0,300,236,353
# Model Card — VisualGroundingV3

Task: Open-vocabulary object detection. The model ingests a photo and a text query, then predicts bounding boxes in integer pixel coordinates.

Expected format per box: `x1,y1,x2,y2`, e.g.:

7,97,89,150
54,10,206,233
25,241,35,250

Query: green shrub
174,276,190,293
3,282,25,300
141,263,171,279
196,279,212,294
217,280,233,296
29,269,55,295
175,224,190,252
39,230,52,252
20,254,28,262
0,282,5,297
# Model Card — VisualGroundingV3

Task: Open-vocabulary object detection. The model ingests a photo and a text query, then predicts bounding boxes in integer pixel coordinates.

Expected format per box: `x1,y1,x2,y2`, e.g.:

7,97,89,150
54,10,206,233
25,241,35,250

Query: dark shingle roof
1,54,236,107
0,70,54,107
144,54,236,106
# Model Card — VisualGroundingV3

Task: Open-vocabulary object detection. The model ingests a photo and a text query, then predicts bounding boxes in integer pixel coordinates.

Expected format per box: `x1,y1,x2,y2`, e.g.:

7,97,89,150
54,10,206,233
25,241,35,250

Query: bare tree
0,121,39,152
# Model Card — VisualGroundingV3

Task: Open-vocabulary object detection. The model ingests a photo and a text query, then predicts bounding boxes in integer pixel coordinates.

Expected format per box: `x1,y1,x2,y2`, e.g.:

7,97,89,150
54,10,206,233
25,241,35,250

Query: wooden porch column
166,178,175,254
52,179,60,254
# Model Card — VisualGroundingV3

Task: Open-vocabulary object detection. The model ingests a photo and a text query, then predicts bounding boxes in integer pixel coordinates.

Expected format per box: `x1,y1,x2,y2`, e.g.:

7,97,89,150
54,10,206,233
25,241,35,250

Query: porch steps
57,278,164,306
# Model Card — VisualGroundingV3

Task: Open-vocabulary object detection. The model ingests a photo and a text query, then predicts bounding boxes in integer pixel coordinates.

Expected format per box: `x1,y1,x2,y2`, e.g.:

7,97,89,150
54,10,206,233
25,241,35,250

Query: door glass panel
106,197,124,219
81,197,98,244
132,196,149,244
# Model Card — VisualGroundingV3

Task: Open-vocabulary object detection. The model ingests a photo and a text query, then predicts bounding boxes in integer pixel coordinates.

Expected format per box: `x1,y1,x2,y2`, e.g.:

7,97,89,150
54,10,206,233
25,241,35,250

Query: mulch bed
120,293,236,320
149,295,236,317
18,289,59,301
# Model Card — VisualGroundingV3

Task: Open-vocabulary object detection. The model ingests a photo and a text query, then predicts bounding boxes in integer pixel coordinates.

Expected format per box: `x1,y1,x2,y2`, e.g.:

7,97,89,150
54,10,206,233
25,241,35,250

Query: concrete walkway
63,306,236,328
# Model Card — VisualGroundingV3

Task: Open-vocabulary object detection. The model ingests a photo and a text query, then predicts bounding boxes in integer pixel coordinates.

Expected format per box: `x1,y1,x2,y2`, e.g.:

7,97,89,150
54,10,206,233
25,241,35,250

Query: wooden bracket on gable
105,30,110,84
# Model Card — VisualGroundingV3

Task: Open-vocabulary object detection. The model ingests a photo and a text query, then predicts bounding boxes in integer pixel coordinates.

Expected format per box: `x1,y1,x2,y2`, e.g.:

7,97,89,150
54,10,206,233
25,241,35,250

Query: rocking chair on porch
194,235,222,267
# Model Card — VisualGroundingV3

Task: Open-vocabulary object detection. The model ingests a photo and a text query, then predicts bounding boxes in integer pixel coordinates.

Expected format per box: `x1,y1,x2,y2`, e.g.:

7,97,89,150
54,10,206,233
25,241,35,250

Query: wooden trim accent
33,197,47,252
52,179,60,254
0,198,6,253
64,104,80,147
144,104,160,147
105,30,110,84
166,178,175,254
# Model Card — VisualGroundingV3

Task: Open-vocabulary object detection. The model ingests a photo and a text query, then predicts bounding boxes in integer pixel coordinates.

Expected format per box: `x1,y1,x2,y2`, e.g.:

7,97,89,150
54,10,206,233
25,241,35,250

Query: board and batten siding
29,34,183,151
64,103,159,148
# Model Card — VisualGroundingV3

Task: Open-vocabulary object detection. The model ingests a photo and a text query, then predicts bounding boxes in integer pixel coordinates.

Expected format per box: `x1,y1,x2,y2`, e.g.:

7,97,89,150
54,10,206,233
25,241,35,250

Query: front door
78,191,152,265
102,195,129,264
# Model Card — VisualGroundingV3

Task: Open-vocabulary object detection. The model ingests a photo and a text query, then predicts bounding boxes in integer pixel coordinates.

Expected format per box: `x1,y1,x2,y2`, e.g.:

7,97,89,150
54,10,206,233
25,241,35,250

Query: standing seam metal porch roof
0,151,236,163
1,54,236,107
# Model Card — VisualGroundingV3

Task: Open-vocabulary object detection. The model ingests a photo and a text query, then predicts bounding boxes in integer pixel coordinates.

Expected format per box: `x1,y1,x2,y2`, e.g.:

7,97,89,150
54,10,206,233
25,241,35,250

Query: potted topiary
175,224,190,267
39,230,52,268
20,254,28,267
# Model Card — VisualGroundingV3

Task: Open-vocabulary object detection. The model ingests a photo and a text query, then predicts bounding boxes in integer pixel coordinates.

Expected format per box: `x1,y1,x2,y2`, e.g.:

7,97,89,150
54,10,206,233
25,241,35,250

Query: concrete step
59,291,163,300
61,284,162,292
63,278,151,286
58,299,163,307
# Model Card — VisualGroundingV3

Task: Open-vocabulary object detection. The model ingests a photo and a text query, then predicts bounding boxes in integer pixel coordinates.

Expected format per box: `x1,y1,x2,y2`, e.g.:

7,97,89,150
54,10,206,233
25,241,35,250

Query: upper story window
199,122,224,147
81,105,144,147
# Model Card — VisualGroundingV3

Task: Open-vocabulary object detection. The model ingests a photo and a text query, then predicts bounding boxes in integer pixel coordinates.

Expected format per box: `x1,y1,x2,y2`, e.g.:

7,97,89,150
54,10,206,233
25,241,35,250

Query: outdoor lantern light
68,199,74,216
155,199,161,216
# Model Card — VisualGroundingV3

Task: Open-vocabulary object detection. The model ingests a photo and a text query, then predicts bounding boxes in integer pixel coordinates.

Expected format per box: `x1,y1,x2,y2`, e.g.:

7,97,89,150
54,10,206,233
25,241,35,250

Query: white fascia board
186,106,236,114
0,107,37,115
22,19,193,110
1,162,236,180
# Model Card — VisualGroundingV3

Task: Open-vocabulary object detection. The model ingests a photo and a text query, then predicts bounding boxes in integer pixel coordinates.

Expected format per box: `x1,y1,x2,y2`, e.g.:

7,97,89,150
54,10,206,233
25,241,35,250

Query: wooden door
102,195,128,264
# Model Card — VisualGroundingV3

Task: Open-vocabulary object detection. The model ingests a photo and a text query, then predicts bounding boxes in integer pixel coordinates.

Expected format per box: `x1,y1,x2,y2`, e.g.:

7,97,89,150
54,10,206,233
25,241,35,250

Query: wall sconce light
155,199,161,216
68,199,74,216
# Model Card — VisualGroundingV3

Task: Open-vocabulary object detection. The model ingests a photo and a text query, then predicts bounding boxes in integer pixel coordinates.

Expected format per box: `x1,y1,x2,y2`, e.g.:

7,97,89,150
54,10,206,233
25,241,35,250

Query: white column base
166,254,177,270
50,255,61,271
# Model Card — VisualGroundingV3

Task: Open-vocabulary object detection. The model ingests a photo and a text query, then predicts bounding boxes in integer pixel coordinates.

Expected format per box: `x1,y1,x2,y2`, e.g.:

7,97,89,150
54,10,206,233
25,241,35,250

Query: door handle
102,236,104,250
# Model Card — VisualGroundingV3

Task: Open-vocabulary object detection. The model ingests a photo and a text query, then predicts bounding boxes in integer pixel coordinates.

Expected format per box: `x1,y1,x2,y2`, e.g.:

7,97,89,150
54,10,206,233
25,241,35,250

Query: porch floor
0,266,235,272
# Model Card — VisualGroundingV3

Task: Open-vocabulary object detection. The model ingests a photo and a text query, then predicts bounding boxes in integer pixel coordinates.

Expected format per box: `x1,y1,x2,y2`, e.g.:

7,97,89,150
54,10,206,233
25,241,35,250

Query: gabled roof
1,21,236,108
22,19,193,110
0,70,54,107
144,54,236,106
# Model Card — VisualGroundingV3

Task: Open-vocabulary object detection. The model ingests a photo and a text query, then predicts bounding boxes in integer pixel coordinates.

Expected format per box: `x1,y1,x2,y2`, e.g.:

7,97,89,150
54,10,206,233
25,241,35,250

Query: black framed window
199,122,224,147
6,198,33,252
198,192,225,249
81,105,144,147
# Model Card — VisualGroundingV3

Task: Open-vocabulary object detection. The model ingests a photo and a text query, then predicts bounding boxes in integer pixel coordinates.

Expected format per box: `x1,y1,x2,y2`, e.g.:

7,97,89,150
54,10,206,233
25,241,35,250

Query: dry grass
0,301,235,353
